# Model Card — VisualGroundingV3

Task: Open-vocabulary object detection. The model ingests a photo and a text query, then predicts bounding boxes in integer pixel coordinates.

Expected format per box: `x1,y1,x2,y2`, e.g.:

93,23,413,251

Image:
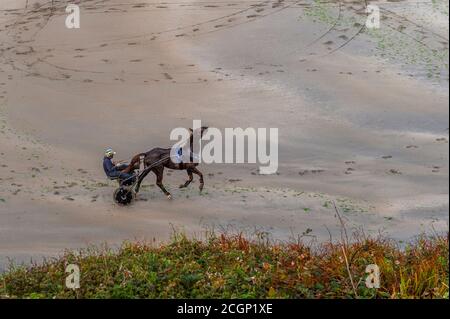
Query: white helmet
105,148,116,157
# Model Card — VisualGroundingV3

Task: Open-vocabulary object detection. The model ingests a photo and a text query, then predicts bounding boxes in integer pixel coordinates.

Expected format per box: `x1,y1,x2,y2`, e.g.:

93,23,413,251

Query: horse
122,127,208,199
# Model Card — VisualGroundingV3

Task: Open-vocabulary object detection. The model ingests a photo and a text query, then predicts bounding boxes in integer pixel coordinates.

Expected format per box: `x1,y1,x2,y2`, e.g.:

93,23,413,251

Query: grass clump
0,230,448,299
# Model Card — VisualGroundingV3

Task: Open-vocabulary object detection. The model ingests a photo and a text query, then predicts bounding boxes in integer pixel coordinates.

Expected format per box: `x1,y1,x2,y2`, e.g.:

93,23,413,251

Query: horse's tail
121,153,146,173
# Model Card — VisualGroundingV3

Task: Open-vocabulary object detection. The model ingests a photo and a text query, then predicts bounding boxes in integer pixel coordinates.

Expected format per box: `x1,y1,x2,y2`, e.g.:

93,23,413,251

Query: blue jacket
103,157,116,177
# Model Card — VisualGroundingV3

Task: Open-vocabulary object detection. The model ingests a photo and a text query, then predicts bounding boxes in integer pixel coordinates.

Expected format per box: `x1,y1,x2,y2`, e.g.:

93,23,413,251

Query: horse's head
189,126,209,137
200,126,208,137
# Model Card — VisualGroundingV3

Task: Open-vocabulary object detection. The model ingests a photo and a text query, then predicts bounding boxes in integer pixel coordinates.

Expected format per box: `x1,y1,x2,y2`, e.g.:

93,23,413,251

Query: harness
139,154,145,172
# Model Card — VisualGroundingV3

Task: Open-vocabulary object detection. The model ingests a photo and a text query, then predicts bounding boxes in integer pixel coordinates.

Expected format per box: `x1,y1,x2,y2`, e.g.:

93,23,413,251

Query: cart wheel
113,187,135,206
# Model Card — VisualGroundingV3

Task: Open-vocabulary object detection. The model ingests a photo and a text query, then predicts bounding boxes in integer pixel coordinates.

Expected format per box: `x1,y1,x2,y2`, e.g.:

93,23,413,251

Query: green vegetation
1,231,448,299
366,26,449,81
432,0,449,16
302,0,449,82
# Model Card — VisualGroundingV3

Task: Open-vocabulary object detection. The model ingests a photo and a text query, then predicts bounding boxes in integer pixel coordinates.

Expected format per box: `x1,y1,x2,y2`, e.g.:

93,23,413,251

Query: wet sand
0,0,448,270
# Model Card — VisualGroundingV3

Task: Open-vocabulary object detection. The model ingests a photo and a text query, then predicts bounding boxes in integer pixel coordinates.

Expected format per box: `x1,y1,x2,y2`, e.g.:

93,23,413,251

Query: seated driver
103,148,134,182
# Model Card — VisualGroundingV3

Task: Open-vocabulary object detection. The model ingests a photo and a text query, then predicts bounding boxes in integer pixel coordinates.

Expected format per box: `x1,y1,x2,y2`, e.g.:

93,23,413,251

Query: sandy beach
0,0,448,271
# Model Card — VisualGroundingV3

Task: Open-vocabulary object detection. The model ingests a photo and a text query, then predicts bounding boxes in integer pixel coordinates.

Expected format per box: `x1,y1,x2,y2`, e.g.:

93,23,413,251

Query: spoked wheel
113,187,135,206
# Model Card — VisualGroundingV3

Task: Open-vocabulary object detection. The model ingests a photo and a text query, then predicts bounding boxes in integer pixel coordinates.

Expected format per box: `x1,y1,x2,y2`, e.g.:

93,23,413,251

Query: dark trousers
108,170,135,184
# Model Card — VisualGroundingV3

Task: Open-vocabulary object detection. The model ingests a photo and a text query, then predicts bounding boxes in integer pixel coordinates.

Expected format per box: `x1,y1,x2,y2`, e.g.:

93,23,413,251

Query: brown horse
123,127,208,199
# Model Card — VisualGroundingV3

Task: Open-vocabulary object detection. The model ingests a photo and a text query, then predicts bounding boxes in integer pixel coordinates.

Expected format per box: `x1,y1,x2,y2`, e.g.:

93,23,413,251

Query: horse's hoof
179,184,185,189
167,194,172,200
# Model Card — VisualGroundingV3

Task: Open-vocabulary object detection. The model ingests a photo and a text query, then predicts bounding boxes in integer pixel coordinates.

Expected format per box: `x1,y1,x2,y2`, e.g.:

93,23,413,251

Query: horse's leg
135,167,151,193
153,167,172,199
179,168,193,188
191,167,204,192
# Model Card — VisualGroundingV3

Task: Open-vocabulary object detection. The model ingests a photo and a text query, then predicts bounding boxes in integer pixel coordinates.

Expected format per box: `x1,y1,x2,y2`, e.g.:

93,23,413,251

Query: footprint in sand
130,59,142,63
298,169,324,176
406,145,418,149
344,167,355,175
382,155,392,159
163,73,173,80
